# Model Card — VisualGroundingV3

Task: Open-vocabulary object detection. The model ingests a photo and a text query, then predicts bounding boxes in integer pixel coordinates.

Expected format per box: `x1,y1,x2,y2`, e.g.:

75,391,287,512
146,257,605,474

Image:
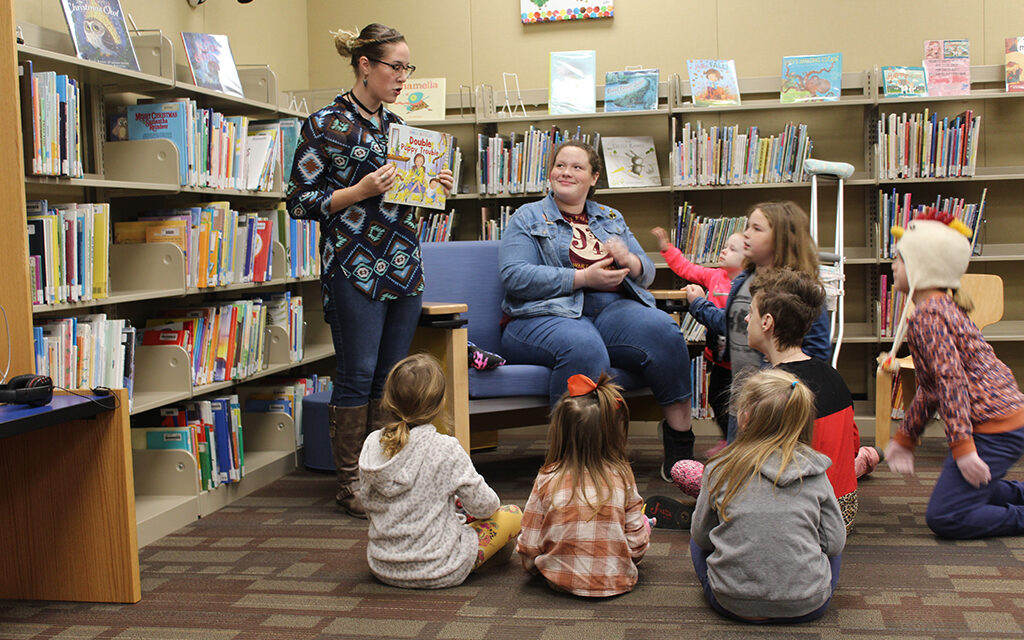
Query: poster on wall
522,1,613,24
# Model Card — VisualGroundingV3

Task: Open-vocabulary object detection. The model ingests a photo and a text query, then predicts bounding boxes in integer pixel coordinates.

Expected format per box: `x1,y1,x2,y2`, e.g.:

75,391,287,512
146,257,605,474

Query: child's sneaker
670,459,705,498
468,342,506,371
854,446,883,478
643,495,695,530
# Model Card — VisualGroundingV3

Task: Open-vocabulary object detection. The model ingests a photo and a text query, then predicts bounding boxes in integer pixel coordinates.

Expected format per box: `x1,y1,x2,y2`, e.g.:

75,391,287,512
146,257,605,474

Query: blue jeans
926,426,1024,539
325,274,422,407
501,292,691,406
689,539,840,624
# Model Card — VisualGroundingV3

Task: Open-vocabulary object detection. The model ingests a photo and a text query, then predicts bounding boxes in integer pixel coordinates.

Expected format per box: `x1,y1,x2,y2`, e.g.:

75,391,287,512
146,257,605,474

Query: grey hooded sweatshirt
358,424,500,589
690,446,846,618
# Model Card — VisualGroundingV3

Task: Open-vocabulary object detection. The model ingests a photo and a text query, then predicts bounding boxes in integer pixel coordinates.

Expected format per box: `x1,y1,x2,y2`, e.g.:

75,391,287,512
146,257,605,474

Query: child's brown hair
748,268,826,350
379,353,447,458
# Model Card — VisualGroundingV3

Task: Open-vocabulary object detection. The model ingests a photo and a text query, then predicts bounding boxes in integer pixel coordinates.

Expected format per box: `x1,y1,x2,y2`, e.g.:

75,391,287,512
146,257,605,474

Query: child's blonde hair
543,373,632,516
747,201,821,280
379,353,446,458
708,369,816,521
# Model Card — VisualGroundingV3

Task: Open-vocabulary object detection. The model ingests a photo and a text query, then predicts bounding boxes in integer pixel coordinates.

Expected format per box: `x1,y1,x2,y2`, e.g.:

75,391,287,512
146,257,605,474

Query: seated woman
499,140,694,478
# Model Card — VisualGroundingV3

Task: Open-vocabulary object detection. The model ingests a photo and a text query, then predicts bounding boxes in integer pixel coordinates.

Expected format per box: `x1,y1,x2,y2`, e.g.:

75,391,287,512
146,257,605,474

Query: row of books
26,200,109,305
480,205,514,241
680,315,707,343
33,314,134,402
476,126,601,195
240,376,331,448
122,100,300,191
416,210,457,243
674,204,748,264
266,292,305,363
877,274,909,339
875,110,981,180
20,61,83,177
672,122,814,186
689,355,714,420
878,189,986,259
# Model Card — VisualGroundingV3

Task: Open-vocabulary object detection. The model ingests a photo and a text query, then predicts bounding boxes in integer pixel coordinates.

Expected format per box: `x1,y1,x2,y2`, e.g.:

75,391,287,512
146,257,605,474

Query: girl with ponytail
690,368,846,623
358,354,521,589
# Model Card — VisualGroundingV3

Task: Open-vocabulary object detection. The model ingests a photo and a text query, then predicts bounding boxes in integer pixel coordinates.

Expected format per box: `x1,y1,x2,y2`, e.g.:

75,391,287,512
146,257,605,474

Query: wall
14,0,309,92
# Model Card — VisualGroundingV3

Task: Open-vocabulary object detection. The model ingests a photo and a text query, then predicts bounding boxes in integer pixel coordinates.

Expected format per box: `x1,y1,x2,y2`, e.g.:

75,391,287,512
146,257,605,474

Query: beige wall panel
718,0,984,76
984,0,1024,64
305,0,473,92
469,0,717,90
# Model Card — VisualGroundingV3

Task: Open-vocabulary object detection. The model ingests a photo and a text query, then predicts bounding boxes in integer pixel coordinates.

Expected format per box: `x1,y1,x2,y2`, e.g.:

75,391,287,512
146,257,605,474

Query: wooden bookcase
9,21,332,550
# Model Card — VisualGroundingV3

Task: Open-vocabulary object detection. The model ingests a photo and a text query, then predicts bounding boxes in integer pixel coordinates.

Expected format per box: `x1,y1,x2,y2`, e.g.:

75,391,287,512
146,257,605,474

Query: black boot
660,421,695,483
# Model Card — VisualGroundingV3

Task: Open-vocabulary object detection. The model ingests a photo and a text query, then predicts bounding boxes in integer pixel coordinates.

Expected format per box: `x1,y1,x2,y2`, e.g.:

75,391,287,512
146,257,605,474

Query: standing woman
286,24,453,518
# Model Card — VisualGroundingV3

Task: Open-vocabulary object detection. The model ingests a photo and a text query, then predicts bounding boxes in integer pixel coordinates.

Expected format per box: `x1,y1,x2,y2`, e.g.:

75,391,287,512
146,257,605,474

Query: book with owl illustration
780,53,842,103
604,69,659,112
60,0,139,72
383,124,452,211
394,78,447,121
181,32,245,98
686,60,741,106
601,136,660,188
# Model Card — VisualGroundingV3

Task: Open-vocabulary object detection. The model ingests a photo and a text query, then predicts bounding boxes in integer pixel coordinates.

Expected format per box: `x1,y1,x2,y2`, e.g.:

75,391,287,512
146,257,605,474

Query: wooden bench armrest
421,301,469,315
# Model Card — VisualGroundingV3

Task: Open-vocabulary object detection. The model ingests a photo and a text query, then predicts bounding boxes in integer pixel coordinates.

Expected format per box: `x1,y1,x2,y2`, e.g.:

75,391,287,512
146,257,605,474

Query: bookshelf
9,20,332,550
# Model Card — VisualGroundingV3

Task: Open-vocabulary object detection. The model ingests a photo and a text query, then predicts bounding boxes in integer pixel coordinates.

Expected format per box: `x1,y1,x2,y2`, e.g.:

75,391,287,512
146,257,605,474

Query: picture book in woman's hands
383,124,453,211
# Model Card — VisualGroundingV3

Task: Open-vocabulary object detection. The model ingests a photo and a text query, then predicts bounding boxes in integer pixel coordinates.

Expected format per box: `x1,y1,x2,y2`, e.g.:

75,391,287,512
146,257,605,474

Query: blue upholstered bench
417,240,668,451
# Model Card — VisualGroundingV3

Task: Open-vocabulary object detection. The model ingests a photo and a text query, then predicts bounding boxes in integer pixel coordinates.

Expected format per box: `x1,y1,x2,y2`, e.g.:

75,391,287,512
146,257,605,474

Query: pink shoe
670,459,705,498
855,446,882,478
704,440,728,458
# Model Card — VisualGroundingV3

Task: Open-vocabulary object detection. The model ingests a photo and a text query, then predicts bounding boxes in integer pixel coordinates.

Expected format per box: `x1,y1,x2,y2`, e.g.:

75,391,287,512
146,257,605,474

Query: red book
252,219,273,282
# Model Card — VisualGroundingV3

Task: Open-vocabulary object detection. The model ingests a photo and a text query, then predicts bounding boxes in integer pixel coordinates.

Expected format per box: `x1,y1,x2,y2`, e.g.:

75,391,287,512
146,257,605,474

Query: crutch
803,158,855,369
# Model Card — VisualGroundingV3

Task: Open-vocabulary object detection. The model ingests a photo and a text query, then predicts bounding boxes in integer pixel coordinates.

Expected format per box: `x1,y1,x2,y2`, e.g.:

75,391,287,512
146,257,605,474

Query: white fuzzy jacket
358,424,500,588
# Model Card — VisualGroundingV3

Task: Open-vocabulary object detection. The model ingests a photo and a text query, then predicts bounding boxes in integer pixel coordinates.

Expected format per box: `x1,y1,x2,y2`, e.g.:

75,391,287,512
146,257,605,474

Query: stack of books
673,122,813,186
875,110,981,179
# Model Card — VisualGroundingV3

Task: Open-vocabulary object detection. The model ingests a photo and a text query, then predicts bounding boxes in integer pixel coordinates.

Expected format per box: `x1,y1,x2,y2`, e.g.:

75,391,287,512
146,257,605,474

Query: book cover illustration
780,53,842,103
601,136,660,188
383,123,452,211
394,78,447,120
923,38,970,96
549,50,596,115
604,68,658,112
881,66,927,98
60,0,139,72
1006,37,1024,92
521,0,613,23
126,102,189,185
181,32,245,98
686,59,741,106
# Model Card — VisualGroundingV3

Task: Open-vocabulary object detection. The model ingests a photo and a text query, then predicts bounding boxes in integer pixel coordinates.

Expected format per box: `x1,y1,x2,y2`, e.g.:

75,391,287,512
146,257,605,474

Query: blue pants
325,274,422,407
501,292,691,406
926,426,1024,539
689,539,840,624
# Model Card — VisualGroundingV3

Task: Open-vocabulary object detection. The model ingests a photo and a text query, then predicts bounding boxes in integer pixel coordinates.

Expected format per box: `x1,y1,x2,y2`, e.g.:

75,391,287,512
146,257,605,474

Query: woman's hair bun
330,28,360,57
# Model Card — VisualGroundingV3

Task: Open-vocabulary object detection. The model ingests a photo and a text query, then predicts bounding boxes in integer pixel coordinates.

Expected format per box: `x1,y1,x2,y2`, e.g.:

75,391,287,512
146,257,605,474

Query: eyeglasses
368,58,416,77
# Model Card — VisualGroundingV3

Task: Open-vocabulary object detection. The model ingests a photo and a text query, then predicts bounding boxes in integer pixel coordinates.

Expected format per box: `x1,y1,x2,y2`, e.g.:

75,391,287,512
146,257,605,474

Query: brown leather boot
328,404,369,519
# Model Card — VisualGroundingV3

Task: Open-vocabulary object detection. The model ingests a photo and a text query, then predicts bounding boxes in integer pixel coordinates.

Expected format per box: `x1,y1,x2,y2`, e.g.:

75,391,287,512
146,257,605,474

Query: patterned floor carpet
3,429,1024,639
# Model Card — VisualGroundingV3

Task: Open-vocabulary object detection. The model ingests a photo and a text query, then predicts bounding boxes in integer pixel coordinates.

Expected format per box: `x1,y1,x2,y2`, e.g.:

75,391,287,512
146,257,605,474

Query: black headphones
0,374,54,407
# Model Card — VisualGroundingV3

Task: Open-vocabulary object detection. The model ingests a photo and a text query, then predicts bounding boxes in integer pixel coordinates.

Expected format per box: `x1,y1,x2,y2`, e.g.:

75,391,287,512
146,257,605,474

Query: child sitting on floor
690,368,846,623
359,353,522,589
517,373,651,597
653,227,744,459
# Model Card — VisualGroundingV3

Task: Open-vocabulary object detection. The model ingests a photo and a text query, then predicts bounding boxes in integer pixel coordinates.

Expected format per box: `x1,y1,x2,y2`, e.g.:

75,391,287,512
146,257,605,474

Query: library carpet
3,430,1024,639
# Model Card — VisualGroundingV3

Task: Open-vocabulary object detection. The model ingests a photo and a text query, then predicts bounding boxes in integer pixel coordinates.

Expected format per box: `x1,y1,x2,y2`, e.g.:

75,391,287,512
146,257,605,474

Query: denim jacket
499,192,655,318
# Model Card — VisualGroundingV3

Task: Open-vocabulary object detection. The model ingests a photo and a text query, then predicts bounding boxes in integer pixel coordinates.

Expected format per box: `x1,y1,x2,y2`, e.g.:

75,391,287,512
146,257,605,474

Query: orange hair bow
566,373,624,406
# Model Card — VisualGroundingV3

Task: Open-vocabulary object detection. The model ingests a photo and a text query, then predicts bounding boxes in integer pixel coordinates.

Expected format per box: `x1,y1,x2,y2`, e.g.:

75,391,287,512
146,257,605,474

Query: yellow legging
469,504,523,570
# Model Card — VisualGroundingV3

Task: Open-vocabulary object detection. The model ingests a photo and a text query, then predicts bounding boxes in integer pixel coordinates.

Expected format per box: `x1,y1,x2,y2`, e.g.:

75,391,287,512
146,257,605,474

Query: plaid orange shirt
516,467,649,597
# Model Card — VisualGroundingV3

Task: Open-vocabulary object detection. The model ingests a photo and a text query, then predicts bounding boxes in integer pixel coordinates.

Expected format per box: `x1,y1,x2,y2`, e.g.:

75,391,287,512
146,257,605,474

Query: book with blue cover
126,102,189,185
780,53,842,103
549,50,596,115
60,0,140,72
881,66,928,98
604,69,659,112
686,60,741,106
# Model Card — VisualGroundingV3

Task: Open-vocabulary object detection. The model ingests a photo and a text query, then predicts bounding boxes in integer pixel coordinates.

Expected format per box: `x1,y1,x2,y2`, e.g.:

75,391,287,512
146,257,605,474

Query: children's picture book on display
881,66,927,98
923,38,970,96
181,32,245,98
60,0,139,71
686,59,741,106
780,53,842,103
394,78,447,120
1006,37,1024,92
383,124,452,211
603,68,659,112
601,136,660,188
549,50,596,115
521,0,613,23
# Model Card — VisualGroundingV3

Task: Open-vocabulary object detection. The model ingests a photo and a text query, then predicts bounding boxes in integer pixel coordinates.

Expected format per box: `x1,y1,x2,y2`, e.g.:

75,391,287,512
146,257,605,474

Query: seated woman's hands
577,256,630,291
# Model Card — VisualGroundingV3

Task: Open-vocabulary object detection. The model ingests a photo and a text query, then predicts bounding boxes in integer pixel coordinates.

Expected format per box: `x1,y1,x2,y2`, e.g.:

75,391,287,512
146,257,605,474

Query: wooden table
0,390,140,603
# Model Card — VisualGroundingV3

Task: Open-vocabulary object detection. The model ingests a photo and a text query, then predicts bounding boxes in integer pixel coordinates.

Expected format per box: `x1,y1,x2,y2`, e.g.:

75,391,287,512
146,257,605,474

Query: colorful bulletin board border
521,1,613,24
